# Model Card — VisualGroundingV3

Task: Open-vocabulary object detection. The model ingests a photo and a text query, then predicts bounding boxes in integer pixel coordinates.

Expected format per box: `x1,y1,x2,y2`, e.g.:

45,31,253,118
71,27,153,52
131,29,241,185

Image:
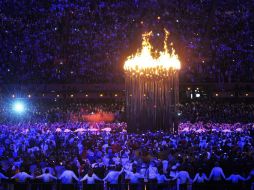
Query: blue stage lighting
12,101,25,114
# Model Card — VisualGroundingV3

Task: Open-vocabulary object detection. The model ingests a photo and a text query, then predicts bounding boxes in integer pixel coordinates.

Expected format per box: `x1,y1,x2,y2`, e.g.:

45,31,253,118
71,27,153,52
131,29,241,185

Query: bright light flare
12,101,25,114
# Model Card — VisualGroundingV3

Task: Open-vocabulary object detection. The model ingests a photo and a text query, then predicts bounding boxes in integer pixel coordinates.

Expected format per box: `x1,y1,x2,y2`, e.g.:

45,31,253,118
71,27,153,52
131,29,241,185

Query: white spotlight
13,101,25,114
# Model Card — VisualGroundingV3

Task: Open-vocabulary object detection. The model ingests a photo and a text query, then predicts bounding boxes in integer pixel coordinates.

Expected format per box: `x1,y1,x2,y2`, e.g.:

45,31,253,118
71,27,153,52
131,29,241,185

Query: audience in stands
180,101,254,123
1,101,254,124
0,0,253,84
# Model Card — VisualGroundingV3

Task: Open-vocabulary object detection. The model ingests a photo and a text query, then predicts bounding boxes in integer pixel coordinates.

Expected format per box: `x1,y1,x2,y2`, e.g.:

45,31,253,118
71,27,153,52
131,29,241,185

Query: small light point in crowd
28,94,31,98
215,93,219,97
12,94,15,98
85,94,88,97
100,94,103,97
246,93,248,96
157,16,160,20
70,94,74,98
187,87,191,90
114,94,118,97
57,94,60,97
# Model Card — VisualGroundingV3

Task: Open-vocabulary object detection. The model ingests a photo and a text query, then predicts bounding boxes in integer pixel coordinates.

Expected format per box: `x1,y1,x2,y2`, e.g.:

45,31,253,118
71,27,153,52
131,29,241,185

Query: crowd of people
0,100,253,190
1,100,254,124
0,101,124,123
0,0,253,84
1,0,254,189
179,122,253,133
180,101,254,123
0,121,253,190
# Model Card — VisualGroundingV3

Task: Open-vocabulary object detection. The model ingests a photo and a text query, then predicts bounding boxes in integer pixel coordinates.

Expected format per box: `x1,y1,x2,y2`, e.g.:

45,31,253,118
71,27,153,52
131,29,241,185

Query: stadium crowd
0,102,124,123
0,121,253,190
1,100,254,124
0,100,253,190
180,101,254,123
0,0,253,84
0,0,254,189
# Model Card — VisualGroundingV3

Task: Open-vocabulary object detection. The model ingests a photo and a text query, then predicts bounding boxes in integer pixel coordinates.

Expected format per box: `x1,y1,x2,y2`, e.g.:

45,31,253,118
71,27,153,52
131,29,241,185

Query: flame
124,29,180,77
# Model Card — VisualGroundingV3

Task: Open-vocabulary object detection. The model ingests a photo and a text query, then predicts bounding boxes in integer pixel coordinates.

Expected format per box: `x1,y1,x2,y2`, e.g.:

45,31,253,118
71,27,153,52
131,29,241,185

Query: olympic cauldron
124,30,180,133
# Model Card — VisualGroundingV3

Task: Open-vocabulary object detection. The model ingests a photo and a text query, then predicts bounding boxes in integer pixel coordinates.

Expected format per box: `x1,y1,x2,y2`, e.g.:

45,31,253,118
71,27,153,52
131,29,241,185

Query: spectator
172,166,192,190
103,166,123,190
226,170,245,190
80,168,102,190
11,167,33,190
59,165,79,190
192,168,208,190
36,169,57,190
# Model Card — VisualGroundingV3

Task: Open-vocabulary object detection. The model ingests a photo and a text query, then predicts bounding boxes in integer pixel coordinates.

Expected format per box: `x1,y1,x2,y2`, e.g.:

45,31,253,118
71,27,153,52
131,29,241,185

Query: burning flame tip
124,29,181,74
